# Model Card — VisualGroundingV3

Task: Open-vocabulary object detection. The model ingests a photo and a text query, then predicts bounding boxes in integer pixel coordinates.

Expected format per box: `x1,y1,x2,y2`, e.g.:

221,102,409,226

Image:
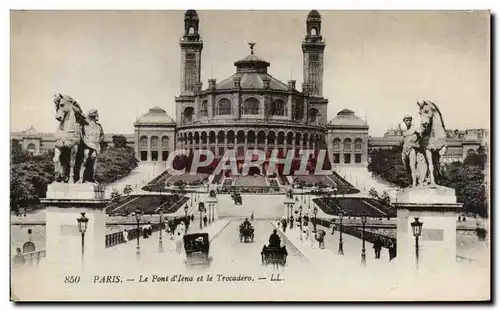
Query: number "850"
64,276,81,283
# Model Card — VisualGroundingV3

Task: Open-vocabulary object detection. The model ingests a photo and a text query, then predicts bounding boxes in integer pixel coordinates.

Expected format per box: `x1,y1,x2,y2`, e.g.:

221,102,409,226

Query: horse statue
416,100,447,187
53,94,104,183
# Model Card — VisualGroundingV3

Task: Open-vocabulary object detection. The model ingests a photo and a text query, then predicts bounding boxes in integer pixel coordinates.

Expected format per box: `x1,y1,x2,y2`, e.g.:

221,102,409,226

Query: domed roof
214,43,288,91
329,109,368,127
307,10,321,20
135,107,175,126
23,124,40,137
185,10,198,18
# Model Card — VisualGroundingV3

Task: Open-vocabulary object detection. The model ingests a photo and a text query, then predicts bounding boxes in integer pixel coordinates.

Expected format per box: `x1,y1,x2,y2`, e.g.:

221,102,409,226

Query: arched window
200,100,208,117
139,136,148,149
216,98,232,116
183,107,194,124
295,102,304,120
270,99,286,116
310,28,317,36
467,149,476,155
343,138,352,150
354,138,363,150
243,97,260,115
151,136,159,149
286,132,293,145
247,131,256,144
308,108,319,124
333,138,341,150
188,26,195,35
161,136,169,148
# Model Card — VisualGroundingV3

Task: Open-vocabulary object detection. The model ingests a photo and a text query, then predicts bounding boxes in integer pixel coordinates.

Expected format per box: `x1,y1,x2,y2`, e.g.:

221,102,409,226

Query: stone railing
177,118,326,129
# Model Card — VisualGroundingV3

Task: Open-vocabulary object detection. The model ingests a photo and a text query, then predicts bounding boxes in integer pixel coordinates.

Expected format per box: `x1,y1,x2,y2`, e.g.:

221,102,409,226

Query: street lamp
361,212,367,266
184,205,188,218
77,212,89,263
158,209,164,253
338,212,344,255
211,203,215,222
198,202,204,229
299,205,303,230
135,208,143,259
411,217,423,269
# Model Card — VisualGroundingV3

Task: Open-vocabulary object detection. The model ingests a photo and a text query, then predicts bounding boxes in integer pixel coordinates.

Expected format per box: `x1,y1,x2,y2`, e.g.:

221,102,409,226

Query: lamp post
135,208,143,259
313,206,318,232
361,212,367,266
77,212,89,263
198,202,204,229
411,217,423,270
211,202,215,222
338,212,344,255
208,203,212,225
184,205,188,218
158,209,164,253
299,205,303,230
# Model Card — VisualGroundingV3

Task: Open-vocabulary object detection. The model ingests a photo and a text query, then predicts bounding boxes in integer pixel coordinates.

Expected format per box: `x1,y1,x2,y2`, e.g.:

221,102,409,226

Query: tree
112,135,128,148
94,145,138,184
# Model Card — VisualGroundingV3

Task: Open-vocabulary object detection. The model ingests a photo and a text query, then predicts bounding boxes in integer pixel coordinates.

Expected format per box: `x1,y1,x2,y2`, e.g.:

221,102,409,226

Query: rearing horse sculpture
54,94,87,183
417,100,447,186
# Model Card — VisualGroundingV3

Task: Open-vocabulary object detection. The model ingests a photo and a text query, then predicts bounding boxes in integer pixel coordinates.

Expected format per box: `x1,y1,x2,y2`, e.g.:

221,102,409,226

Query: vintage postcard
10,10,490,301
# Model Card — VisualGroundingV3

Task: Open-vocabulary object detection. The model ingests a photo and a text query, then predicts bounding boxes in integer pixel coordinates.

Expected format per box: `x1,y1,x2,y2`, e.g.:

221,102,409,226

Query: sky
10,10,490,136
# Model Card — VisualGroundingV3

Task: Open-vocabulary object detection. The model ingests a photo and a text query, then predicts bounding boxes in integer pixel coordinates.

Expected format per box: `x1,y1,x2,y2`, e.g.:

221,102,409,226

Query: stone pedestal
41,183,108,274
394,186,462,272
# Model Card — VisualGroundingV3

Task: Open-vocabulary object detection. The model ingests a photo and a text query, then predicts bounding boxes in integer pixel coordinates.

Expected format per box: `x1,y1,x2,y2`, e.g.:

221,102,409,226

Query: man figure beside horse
401,101,447,188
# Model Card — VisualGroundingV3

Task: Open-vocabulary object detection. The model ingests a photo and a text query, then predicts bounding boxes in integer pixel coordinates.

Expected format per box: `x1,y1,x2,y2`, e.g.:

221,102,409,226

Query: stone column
147,135,152,161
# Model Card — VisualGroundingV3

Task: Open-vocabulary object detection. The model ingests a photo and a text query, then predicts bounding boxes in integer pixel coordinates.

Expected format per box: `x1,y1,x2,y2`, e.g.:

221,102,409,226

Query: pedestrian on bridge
203,215,208,227
373,237,383,259
122,229,128,243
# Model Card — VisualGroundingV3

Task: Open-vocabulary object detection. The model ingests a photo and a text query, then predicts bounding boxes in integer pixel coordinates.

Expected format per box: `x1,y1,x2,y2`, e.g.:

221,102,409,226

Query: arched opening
333,138,341,149
354,138,363,150
257,131,266,144
237,130,245,144
247,130,256,144
217,131,225,144
310,27,318,36
188,26,195,35
200,100,208,117
308,108,319,124
303,133,309,146
286,132,294,145
277,131,285,145
270,99,286,116
216,98,232,116
242,97,260,115
139,136,148,149
227,130,235,144
161,136,169,148
209,131,216,144
295,132,302,145
201,131,207,144
194,132,200,144
343,138,352,150
268,131,276,145
467,149,476,155
183,107,194,124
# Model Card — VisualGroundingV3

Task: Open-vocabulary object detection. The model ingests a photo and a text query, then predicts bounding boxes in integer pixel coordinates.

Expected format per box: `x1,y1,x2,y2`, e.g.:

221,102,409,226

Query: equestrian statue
53,93,104,183
401,100,447,188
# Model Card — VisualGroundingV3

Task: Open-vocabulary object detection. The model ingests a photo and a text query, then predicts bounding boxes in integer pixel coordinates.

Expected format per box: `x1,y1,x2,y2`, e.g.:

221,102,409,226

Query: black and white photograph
9,9,490,301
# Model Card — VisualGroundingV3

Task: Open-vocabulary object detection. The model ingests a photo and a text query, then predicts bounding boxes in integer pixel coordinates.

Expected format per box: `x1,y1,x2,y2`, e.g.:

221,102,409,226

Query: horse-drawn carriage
233,192,242,205
239,223,254,243
261,245,288,267
183,233,212,267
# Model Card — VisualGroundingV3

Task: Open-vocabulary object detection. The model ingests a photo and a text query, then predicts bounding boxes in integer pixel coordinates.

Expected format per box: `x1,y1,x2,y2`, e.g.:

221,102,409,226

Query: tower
302,10,325,98
180,10,203,95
